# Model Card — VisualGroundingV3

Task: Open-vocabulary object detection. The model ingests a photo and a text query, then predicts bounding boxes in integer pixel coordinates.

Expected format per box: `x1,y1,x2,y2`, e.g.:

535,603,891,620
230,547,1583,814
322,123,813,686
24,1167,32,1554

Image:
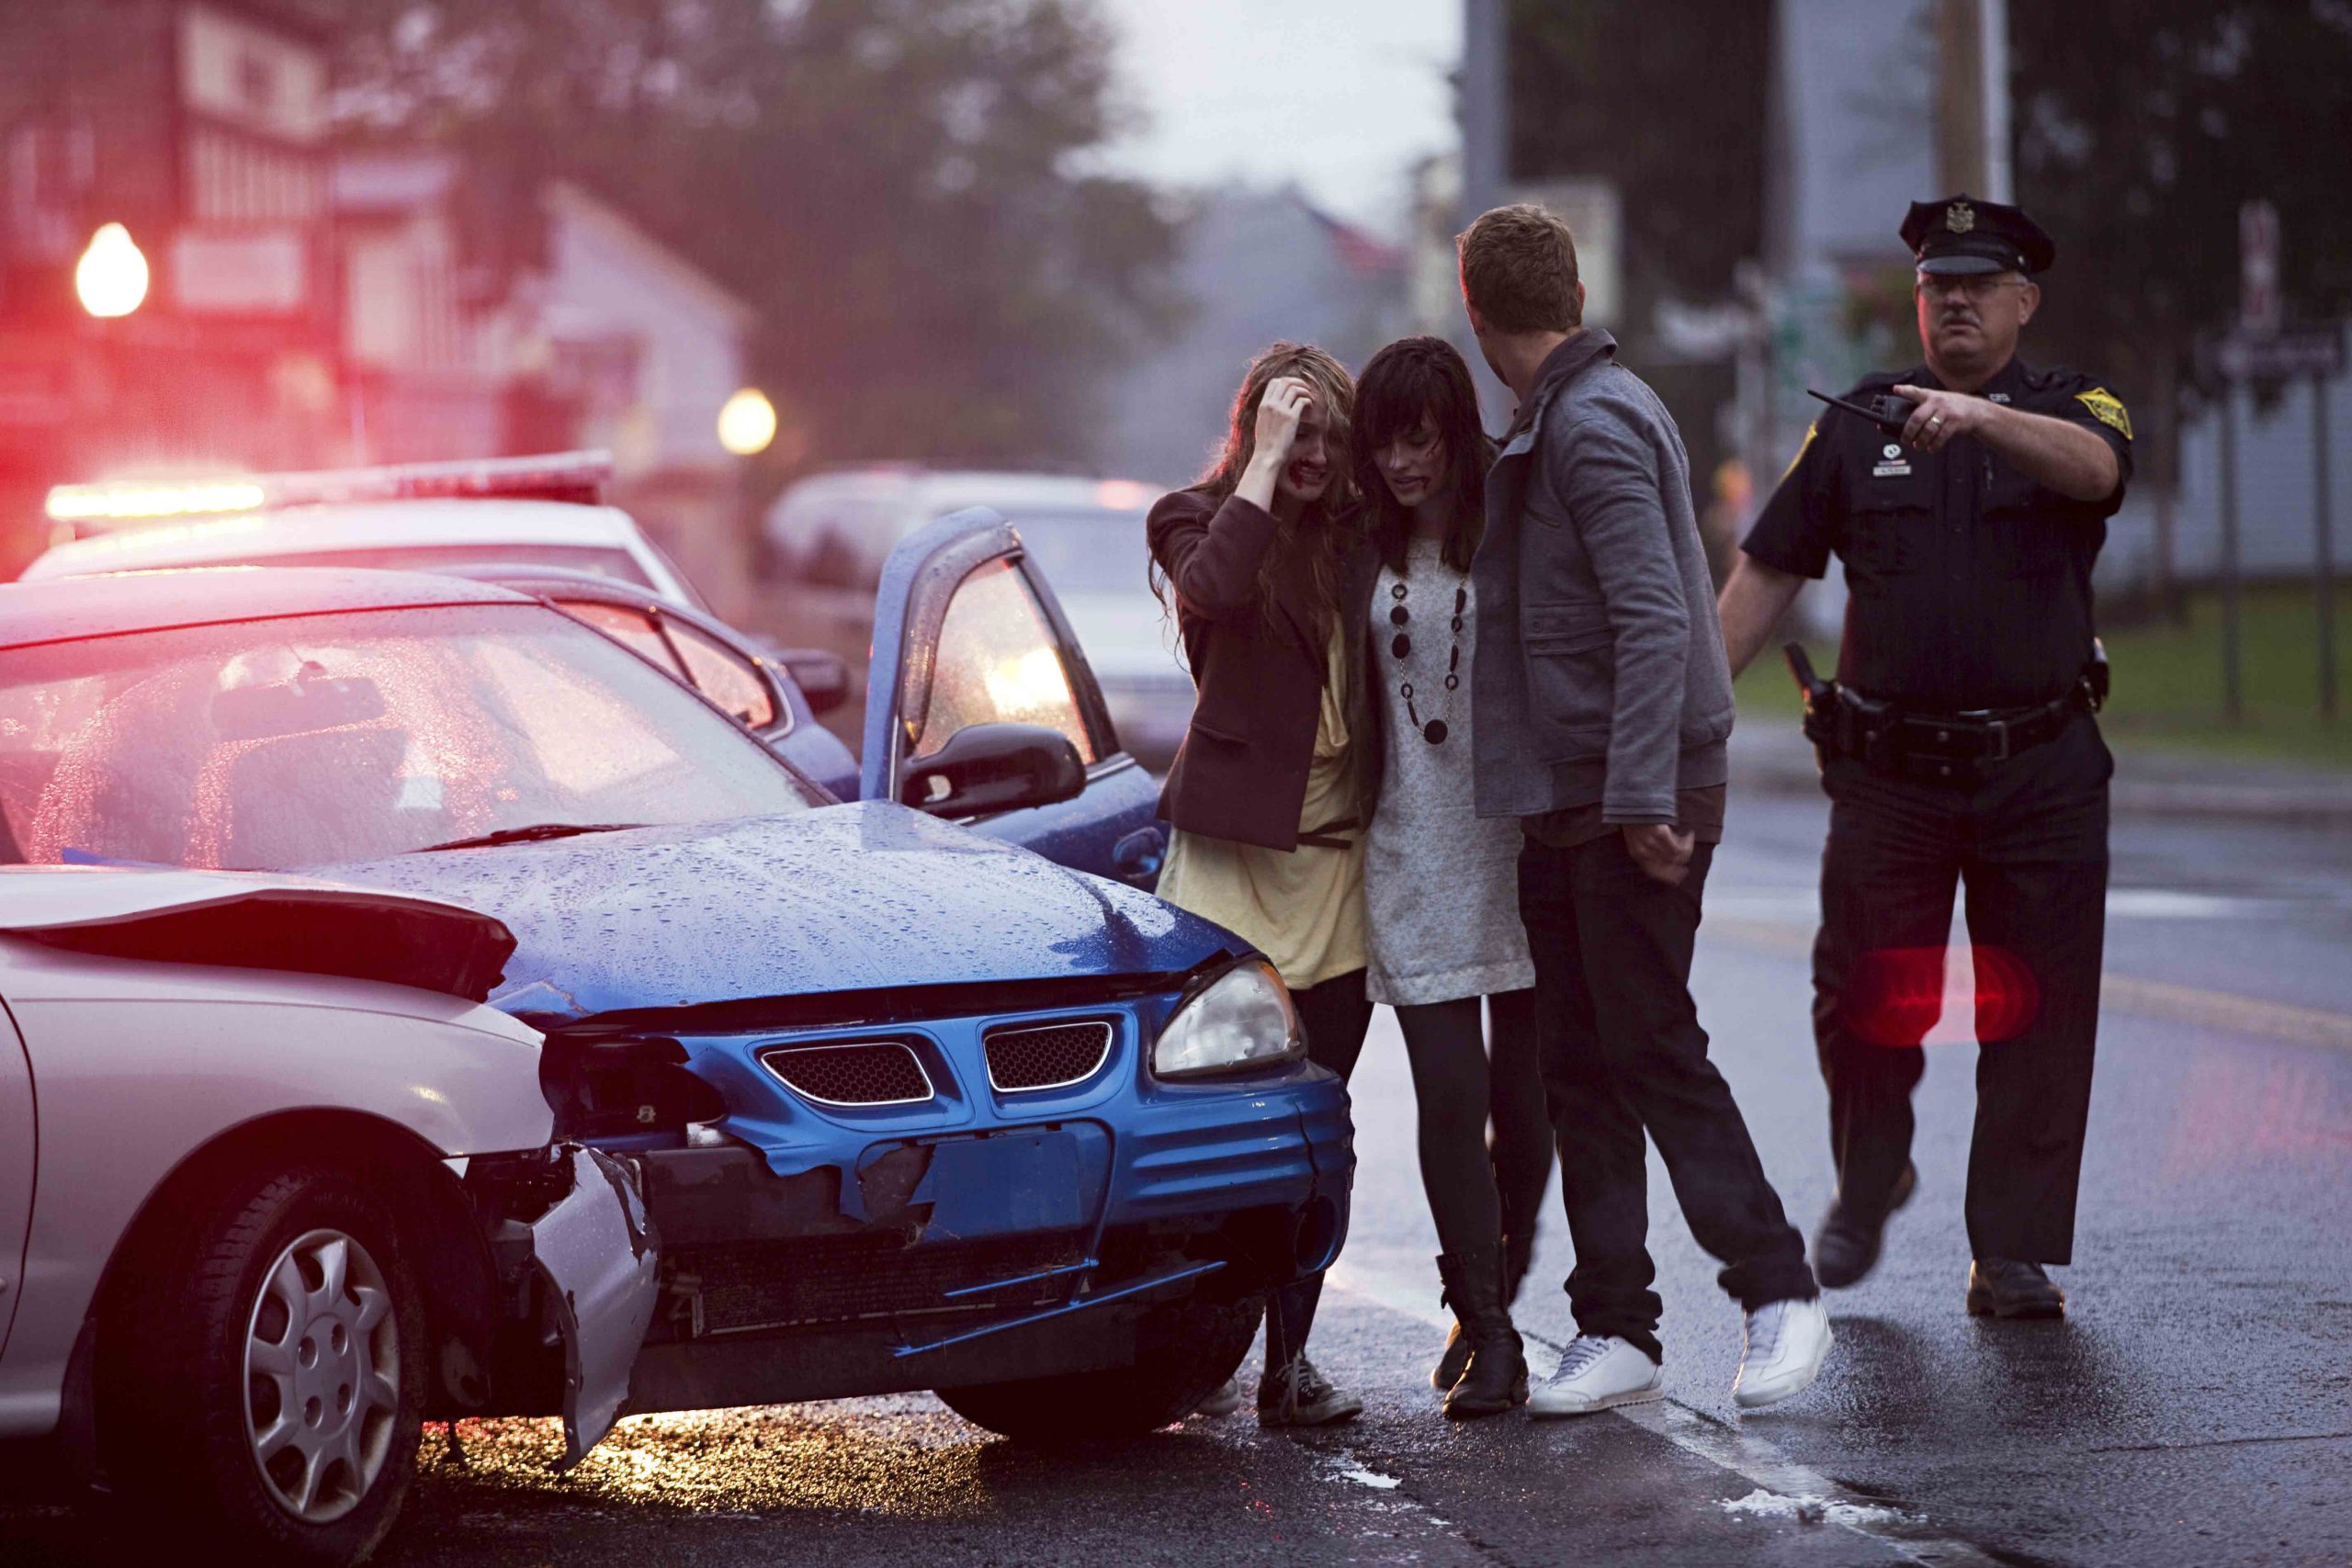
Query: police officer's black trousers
1520,832,1815,1361
1813,716,2110,1264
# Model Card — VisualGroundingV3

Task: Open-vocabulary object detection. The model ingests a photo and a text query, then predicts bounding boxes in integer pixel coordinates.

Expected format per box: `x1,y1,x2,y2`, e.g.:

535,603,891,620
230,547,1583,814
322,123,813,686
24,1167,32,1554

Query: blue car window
913,558,1096,764
0,603,815,871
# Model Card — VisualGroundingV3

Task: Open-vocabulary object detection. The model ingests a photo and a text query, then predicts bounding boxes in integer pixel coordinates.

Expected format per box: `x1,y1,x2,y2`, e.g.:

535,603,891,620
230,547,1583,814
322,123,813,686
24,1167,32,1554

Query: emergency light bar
45,450,615,539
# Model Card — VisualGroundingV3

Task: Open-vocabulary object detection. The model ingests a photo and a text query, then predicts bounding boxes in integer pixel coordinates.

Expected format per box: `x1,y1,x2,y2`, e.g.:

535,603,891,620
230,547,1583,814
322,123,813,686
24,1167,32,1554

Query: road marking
1326,1268,2004,1567
1709,916,2352,1055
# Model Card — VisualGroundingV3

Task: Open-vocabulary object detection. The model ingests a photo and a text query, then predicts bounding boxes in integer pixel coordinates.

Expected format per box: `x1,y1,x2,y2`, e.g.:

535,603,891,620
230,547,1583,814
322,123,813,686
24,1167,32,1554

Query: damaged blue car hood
322,801,1237,1025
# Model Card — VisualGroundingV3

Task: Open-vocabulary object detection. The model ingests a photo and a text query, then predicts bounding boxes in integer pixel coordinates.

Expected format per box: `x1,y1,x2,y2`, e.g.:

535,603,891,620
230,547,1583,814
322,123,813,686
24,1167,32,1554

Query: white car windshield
0,603,814,871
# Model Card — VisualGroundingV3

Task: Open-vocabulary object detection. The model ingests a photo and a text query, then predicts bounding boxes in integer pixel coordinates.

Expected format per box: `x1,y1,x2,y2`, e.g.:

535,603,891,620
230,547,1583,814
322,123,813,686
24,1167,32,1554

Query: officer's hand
1622,823,1696,886
1894,384,1992,454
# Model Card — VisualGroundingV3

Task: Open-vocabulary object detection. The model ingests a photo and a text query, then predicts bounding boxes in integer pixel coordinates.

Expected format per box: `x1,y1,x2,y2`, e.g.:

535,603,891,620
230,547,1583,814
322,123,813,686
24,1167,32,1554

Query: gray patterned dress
1363,535,1535,1006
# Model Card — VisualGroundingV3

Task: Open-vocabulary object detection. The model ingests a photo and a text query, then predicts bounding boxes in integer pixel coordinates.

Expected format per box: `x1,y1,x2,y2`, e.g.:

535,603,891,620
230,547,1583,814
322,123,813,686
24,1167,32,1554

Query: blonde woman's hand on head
1236,376,1317,513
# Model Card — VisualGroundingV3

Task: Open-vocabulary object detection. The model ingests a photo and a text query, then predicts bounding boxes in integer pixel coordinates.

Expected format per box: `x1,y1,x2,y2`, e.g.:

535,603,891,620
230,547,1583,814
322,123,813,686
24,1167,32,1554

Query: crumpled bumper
526,1146,662,1468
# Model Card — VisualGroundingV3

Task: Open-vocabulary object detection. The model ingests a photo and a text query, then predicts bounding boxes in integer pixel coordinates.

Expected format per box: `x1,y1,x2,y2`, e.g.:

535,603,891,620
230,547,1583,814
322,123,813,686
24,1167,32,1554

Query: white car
27,450,705,611
768,468,1194,762
0,867,657,1565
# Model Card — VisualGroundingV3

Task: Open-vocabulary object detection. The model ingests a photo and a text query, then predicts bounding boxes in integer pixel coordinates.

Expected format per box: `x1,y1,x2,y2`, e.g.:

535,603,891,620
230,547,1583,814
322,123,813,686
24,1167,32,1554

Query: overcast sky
1084,0,1463,237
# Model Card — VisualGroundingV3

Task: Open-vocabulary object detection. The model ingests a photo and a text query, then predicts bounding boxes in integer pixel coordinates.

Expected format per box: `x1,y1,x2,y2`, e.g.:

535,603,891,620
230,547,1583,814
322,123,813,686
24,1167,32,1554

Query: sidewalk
1728,721,2352,825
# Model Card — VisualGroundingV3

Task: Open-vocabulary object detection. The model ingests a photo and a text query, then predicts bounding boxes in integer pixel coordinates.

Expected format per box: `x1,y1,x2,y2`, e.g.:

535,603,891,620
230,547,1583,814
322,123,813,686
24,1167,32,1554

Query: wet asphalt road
6,785,2350,1566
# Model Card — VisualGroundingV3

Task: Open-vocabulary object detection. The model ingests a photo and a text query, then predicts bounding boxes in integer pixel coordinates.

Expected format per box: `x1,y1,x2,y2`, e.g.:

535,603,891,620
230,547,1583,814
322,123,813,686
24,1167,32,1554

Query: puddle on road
1321,1451,1403,1491
1718,1486,1916,1529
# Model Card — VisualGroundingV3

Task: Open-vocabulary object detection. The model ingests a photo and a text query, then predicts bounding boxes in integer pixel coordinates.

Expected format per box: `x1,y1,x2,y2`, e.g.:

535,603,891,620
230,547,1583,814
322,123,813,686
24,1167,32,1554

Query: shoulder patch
1780,423,1818,481
2075,387,2132,441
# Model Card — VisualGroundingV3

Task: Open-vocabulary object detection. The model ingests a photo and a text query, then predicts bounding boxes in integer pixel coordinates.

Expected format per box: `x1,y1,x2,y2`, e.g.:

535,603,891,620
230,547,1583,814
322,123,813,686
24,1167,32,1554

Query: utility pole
1931,0,2012,197
2315,371,2338,719
1932,0,1990,195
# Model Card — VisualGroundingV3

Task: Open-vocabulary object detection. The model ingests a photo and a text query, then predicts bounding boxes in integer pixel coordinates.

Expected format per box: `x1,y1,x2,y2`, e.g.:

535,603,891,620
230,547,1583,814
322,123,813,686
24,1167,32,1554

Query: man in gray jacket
1460,204,1829,1414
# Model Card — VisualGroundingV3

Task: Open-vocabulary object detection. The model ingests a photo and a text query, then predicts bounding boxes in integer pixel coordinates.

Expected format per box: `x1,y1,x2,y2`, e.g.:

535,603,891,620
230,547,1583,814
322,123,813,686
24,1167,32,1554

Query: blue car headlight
1152,959,1304,1079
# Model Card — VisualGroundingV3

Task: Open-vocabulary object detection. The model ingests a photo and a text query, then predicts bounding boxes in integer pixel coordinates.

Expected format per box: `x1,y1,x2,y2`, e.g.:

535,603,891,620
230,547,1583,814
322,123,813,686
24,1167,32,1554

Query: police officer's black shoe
1813,1161,1917,1289
1965,1258,2066,1319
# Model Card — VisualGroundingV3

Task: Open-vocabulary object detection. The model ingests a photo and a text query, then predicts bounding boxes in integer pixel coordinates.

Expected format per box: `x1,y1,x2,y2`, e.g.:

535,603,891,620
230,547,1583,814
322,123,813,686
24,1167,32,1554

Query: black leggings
1267,968,1373,1374
1397,988,1550,1265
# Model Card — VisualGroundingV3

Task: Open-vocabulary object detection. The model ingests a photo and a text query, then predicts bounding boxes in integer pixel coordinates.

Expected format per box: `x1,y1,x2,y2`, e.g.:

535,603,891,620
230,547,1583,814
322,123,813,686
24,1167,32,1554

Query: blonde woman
1148,343,1375,1427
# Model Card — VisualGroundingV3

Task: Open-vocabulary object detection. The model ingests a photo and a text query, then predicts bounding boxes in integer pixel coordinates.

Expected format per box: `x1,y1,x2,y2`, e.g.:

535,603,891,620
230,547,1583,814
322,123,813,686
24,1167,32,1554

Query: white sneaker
1526,1335,1663,1417
1734,1296,1832,1410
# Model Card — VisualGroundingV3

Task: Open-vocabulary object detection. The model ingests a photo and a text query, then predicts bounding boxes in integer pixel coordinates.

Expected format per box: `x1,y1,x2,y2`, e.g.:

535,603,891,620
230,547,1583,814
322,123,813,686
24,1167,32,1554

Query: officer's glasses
1917,274,2026,302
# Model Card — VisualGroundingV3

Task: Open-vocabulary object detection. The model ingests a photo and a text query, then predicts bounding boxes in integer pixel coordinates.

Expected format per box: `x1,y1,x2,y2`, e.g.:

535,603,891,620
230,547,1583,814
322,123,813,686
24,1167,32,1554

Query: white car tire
102,1167,428,1566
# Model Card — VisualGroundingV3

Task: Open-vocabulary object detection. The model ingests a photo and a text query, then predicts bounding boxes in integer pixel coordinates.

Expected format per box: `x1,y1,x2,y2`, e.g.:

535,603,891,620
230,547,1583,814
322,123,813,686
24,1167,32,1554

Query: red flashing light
1842,943,2041,1048
45,450,616,540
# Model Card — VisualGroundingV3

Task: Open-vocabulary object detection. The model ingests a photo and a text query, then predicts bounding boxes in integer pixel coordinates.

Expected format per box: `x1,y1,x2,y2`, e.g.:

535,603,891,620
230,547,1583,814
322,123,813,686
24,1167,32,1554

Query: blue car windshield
0,602,815,871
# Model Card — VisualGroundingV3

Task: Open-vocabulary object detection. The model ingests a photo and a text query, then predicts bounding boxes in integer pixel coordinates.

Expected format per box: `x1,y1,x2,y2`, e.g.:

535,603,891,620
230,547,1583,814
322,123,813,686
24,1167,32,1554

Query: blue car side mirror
899,723,1084,818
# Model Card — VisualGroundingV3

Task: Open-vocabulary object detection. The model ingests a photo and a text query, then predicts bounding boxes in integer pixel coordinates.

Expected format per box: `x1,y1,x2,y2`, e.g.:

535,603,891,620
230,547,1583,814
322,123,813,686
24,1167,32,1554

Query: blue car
0,518,1348,1490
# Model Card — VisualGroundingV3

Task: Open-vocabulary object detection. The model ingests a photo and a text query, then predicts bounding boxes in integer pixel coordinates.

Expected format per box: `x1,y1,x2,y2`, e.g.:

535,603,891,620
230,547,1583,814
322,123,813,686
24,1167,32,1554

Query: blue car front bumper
596,985,1352,1412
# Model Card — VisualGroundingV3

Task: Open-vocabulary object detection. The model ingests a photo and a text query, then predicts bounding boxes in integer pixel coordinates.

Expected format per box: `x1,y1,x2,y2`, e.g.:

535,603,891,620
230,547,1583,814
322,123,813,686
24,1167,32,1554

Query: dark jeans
1266,967,1373,1377
1395,989,1551,1269
1520,831,1815,1362
1814,716,2109,1263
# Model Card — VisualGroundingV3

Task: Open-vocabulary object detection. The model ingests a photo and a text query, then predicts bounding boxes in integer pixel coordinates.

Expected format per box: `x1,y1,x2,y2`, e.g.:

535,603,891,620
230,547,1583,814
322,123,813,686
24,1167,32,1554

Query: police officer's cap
1900,193,2055,276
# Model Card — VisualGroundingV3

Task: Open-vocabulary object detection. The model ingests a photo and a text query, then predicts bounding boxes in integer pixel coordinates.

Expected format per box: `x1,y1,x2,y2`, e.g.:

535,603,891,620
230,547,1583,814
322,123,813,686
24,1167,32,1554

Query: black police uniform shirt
1742,356,2133,713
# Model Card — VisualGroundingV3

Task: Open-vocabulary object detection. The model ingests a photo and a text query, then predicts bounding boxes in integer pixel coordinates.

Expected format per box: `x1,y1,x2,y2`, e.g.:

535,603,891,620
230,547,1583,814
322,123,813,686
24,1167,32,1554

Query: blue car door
861,508,1164,887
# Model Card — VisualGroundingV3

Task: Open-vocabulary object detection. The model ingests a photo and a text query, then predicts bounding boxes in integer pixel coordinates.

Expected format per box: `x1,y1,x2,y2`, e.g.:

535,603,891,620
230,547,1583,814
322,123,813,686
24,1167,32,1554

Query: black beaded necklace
1387,570,1465,745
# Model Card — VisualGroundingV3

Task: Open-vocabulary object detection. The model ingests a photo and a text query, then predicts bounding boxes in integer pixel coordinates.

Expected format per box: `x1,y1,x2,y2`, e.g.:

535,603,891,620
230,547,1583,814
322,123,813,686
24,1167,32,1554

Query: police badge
1948,200,1976,233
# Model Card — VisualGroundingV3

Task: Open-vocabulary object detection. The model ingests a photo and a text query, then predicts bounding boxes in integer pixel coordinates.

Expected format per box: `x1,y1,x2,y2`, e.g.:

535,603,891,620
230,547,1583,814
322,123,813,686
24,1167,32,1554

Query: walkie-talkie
1806,388,1913,438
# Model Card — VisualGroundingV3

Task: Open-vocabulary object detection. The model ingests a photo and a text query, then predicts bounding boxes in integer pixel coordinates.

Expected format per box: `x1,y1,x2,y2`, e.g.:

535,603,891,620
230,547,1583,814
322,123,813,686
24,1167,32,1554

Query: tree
2011,0,2352,568
1505,0,1771,335
1502,1,1772,493
333,0,1183,468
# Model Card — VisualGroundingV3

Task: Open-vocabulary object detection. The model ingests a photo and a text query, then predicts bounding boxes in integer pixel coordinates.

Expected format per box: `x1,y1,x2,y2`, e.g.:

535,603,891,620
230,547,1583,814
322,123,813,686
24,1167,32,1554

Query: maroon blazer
1148,488,1379,852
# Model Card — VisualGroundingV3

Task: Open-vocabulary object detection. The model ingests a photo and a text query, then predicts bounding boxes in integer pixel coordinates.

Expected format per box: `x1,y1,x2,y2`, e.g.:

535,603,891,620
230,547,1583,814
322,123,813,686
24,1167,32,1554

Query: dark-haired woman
1148,342,1376,1428
1354,335,1549,1417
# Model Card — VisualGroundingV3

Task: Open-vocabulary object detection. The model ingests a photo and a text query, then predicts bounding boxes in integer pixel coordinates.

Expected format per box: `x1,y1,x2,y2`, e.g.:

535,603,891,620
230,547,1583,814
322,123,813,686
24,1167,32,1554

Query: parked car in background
0,867,655,1565
767,468,1195,765
0,539,1347,1555
28,451,707,610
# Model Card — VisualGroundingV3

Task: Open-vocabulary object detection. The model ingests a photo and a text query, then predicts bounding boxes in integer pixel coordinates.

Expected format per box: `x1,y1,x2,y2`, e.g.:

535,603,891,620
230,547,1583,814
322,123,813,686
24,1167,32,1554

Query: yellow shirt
1156,632,1366,991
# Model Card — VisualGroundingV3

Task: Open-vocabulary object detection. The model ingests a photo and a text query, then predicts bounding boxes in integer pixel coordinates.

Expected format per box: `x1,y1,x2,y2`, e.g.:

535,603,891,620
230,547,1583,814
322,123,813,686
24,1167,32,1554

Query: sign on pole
2214,324,2346,382
2241,200,2280,338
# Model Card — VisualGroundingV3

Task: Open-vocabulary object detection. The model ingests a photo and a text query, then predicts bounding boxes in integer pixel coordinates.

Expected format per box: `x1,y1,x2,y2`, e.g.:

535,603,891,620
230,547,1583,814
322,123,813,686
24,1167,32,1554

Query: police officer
1715,195,2132,1319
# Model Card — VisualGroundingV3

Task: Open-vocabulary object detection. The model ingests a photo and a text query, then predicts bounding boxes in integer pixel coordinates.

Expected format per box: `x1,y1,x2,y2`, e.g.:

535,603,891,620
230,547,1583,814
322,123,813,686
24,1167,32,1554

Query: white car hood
0,865,516,1002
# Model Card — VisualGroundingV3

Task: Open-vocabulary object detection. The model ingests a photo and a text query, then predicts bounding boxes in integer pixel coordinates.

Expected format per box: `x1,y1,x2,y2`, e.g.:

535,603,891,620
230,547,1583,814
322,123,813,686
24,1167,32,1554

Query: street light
75,222,149,319
717,387,777,457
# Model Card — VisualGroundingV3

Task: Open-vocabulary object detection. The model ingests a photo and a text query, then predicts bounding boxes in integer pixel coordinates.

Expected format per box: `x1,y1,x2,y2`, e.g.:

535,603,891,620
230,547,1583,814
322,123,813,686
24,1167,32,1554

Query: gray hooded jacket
1471,329,1736,823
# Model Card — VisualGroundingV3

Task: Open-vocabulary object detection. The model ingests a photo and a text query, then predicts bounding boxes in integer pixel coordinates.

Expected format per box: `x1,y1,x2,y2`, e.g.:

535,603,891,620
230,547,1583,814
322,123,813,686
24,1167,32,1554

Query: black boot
1431,1225,1532,1391
1965,1258,2066,1319
1814,1161,1917,1289
1430,1317,1471,1393
1435,1250,1526,1418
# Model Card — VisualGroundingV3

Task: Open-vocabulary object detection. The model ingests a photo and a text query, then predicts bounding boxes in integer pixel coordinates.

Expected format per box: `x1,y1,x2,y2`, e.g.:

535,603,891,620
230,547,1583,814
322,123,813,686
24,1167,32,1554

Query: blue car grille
759,1041,933,1105
983,1020,1113,1091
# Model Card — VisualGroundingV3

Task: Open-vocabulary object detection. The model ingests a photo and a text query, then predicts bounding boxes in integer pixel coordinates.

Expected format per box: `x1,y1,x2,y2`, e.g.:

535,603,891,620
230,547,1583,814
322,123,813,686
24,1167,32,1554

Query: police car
28,451,703,608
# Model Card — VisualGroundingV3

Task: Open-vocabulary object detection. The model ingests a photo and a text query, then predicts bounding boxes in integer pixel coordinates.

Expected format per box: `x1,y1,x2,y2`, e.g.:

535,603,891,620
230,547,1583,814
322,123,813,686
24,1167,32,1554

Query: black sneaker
1965,1258,2066,1319
1258,1355,1363,1427
1813,1161,1917,1289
